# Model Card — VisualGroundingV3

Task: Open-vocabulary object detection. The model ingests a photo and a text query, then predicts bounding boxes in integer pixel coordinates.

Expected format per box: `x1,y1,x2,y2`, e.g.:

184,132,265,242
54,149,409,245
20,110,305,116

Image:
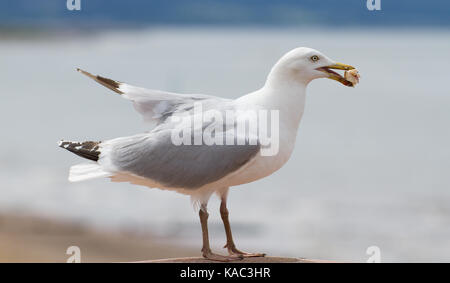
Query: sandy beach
0,213,198,263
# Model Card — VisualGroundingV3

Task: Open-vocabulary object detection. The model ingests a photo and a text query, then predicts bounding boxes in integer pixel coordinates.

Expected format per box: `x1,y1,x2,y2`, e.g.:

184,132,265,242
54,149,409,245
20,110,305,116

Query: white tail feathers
69,163,111,182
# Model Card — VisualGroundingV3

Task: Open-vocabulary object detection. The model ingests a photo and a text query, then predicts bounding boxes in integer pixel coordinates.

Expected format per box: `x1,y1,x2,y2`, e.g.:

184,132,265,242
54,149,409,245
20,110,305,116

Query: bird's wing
101,107,260,190
77,68,226,127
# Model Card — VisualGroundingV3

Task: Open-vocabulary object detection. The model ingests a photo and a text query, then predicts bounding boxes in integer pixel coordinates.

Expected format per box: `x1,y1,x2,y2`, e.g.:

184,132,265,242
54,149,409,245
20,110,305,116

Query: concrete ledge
133,256,334,263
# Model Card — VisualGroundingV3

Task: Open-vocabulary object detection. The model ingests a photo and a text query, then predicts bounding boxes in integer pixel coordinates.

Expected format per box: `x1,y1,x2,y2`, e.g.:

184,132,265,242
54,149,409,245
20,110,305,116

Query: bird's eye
310,55,319,62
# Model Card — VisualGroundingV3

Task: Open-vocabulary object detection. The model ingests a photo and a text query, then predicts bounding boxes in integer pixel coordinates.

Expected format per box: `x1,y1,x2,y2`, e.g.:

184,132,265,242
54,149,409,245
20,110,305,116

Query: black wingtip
58,140,101,162
76,68,124,95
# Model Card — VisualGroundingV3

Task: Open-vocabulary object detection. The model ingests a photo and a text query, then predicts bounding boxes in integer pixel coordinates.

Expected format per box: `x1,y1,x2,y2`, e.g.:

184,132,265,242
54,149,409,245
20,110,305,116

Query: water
1,27,450,262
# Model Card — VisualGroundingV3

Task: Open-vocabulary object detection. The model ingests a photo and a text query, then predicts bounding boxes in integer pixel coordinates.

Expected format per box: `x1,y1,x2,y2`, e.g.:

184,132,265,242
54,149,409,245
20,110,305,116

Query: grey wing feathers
76,68,228,127
107,131,260,189
74,68,252,189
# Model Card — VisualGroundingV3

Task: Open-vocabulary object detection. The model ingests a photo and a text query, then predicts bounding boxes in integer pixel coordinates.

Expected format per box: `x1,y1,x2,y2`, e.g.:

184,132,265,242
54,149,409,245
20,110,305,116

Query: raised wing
76,68,226,127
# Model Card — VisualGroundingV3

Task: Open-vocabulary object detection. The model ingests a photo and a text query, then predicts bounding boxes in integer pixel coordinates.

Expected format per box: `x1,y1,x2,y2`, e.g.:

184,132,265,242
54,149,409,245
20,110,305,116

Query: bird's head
268,47,357,87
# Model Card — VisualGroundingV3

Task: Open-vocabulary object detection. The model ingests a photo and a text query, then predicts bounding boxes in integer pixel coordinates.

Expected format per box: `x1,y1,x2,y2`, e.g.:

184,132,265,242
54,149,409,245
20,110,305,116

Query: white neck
265,62,313,89
263,66,308,127
237,64,310,129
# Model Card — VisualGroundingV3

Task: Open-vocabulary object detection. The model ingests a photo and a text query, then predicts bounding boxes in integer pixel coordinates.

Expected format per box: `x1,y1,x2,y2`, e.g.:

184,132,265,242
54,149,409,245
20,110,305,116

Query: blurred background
1,0,450,262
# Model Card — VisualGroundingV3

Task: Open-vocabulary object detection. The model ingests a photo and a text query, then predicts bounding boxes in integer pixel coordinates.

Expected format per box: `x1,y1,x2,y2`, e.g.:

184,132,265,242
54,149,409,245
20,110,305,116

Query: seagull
59,47,358,261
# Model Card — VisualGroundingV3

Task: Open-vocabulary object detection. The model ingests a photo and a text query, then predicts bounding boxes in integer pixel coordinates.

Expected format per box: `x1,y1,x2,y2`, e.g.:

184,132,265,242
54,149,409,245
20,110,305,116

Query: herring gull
59,47,358,261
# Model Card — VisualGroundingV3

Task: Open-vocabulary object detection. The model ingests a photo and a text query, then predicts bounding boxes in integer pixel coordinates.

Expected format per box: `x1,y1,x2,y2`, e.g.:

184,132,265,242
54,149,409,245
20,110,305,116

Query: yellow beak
327,62,355,71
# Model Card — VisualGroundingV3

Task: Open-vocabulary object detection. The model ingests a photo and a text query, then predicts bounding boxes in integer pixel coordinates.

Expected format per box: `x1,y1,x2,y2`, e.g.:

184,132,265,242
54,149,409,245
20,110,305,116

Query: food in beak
344,69,360,86
316,63,358,87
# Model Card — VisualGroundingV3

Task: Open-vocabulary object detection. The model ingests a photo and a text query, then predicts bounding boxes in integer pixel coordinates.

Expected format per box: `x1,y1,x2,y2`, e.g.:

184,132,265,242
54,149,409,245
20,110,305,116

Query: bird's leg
220,196,266,258
199,204,242,262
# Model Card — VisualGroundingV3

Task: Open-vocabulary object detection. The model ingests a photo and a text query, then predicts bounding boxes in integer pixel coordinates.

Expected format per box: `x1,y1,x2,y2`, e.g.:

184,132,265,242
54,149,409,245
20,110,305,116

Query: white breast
213,83,307,188
221,120,299,187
